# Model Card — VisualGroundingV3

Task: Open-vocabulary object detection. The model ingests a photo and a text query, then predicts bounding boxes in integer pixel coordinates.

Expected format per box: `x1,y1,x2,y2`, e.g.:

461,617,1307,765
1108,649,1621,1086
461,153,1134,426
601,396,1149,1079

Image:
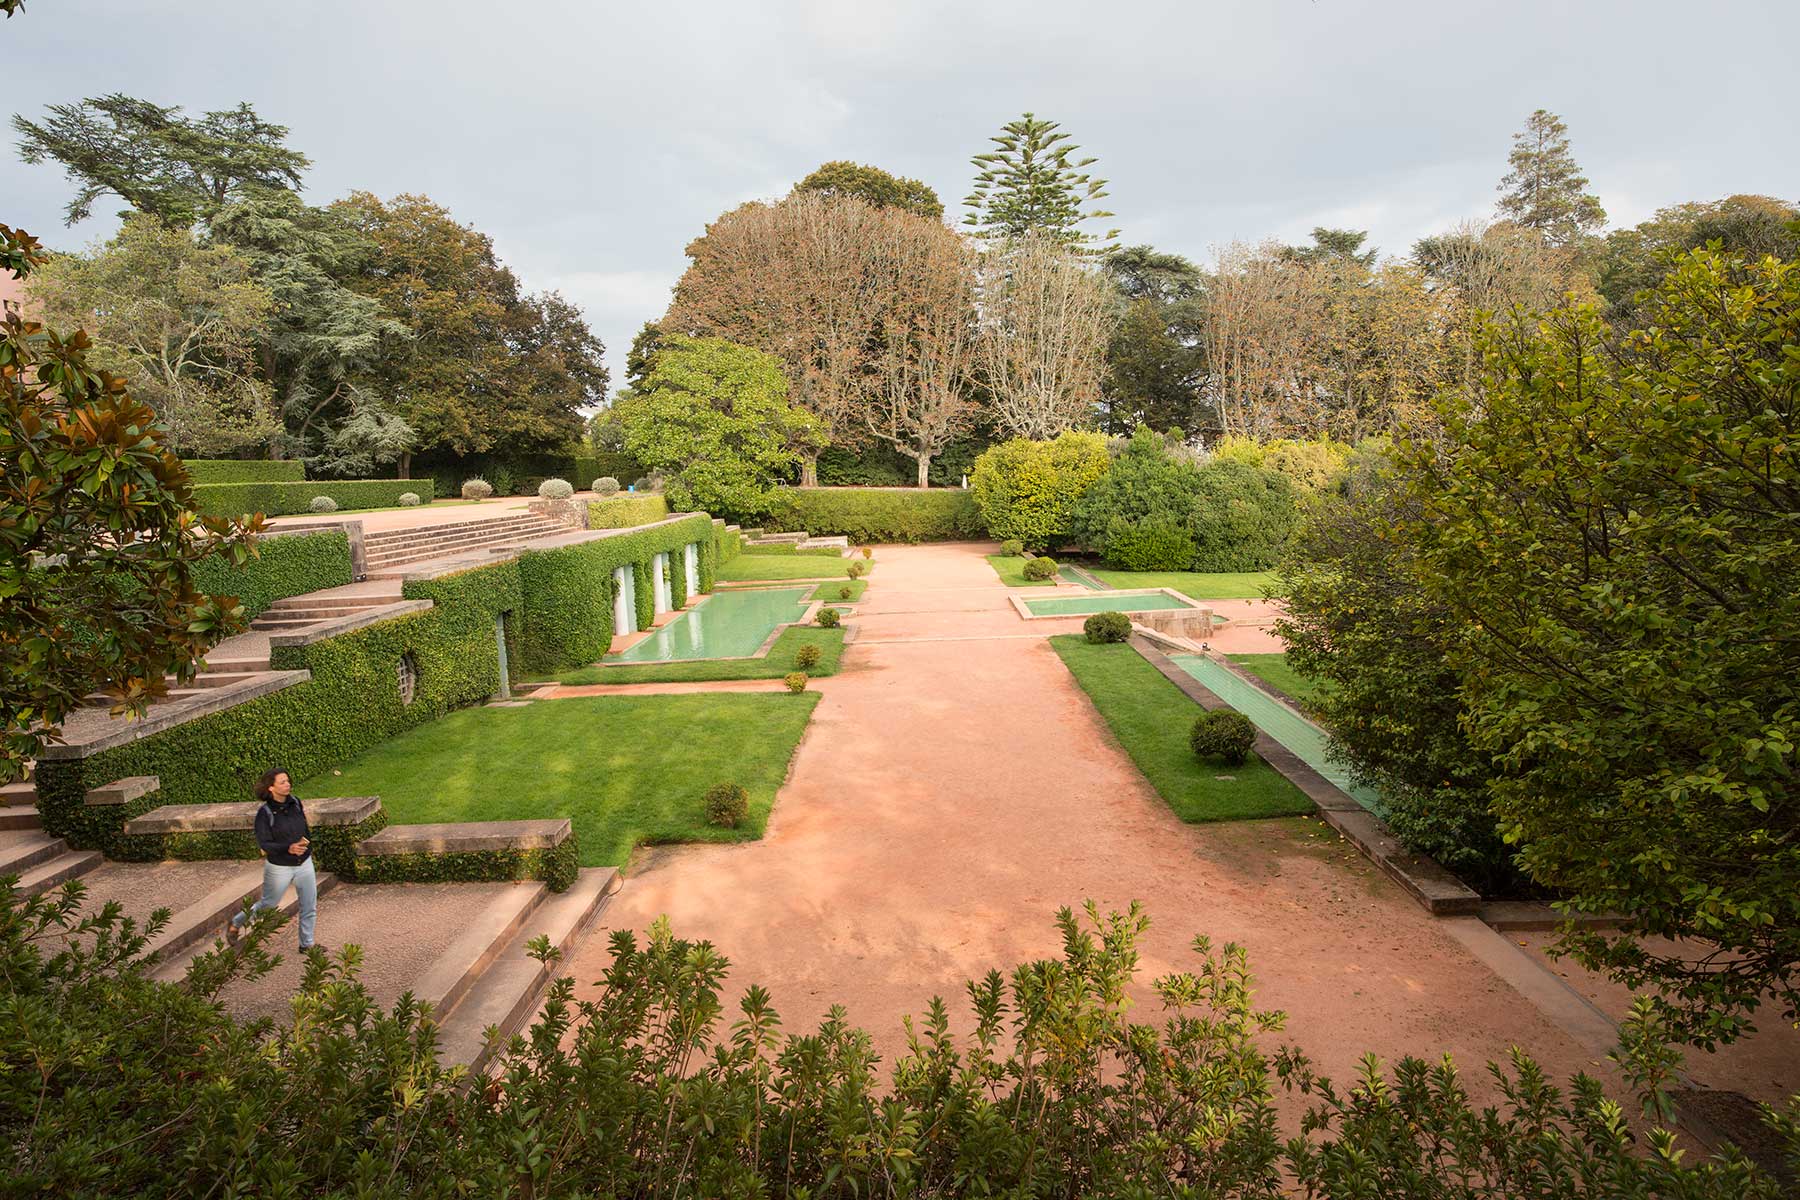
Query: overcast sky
6,0,1797,398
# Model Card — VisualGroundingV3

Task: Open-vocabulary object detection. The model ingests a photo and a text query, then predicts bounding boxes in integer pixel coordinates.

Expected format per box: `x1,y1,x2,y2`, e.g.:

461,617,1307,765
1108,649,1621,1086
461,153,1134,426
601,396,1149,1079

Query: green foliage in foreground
716,553,860,581
4,885,1791,1198
1088,567,1277,599
1050,636,1312,821
306,692,818,867
984,553,1057,586
557,626,846,686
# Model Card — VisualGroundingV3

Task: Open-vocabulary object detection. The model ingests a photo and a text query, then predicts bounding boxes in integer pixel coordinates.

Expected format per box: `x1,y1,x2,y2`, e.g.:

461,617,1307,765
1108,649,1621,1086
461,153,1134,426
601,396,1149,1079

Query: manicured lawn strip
1049,637,1313,822
985,554,1056,587
810,578,867,602
717,554,862,581
1228,652,1329,707
556,627,846,685
302,692,819,867
1086,569,1278,600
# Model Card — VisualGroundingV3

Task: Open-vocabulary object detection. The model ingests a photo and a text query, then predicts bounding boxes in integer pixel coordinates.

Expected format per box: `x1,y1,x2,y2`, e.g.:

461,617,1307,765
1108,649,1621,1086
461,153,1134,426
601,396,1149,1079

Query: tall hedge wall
189,479,432,518
763,487,985,543
587,494,670,529
182,459,305,485
189,530,353,621
572,452,646,488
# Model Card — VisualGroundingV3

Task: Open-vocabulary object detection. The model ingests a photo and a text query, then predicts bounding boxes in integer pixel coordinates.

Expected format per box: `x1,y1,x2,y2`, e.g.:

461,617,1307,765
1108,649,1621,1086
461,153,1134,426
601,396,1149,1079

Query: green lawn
985,554,1056,587
717,554,862,581
1049,636,1313,822
810,578,866,603
1228,652,1328,707
1086,569,1277,600
556,626,847,685
303,693,819,867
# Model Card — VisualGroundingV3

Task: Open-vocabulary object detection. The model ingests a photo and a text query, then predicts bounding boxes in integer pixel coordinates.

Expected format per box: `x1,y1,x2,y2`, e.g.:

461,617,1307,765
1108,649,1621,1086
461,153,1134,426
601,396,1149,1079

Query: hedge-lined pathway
567,542,1620,1096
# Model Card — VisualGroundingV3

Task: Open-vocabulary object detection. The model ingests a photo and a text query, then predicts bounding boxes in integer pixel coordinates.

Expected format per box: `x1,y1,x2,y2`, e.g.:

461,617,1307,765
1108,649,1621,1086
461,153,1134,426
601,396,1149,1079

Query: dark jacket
255,796,312,866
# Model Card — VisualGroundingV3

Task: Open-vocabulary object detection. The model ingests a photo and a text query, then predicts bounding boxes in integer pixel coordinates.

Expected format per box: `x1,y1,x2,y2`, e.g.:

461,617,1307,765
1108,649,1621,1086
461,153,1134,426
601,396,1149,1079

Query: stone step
354,818,570,859
248,616,329,631
436,867,617,1070
0,806,42,832
258,601,397,621
167,671,266,690
199,655,272,673
410,881,547,1018
364,525,567,570
749,531,808,544
363,520,565,558
148,869,343,982
15,850,104,898
362,513,555,545
0,780,37,807
0,830,70,875
124,795,381,838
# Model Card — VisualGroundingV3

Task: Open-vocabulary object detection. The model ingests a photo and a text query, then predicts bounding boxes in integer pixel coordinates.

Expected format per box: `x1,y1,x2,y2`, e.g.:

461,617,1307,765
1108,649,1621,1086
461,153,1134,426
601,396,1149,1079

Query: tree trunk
915,453,931,488
398,450,411,480
800,453,818,488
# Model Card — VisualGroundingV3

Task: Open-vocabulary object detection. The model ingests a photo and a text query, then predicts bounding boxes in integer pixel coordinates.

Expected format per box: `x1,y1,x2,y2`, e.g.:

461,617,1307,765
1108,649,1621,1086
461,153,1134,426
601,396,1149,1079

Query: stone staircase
363,513,568,577
0,776,105,896
249,588,405,635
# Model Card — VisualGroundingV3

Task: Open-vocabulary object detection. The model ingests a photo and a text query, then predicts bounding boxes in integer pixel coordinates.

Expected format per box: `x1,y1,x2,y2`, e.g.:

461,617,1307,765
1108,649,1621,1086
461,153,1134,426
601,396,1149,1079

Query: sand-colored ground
567,542,1644,1099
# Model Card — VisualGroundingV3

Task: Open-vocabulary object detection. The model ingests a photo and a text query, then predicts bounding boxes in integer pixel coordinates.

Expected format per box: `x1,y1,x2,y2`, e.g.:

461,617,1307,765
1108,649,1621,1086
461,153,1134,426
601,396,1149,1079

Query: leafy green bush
181,459,304,485
794,643,822,671
1190,708,1256,766
397,492,421,506
859,545,873,559
592,476,619,497
999,538,1024,557
538,478,574,500
462,478,493,499
1022,556,1058,581
1083,610,1132,643
308,495,338,513
188,529,353,622
815,607,841,628
1190,461,1298,571
837,585,852,600
760,487,985,543
846,559,868,579
490,466,515,496
571,452,644,489
970,433,1110,550
782,671,808,693
1070,426,1201,569
188,479,433,518
1263,438,1353,492
587,494,669,529
4,890,1788,1199
704,781,749,828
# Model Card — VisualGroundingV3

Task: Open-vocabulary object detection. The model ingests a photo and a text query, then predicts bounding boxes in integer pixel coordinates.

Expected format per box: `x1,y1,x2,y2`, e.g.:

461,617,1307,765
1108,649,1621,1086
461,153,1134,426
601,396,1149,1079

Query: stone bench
355,818,571,857
122,795,382,836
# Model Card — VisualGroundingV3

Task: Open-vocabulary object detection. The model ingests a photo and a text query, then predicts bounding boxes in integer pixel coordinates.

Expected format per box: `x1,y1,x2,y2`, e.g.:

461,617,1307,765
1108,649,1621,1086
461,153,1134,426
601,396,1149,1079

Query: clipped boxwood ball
704,782,749,828
1190,708,1257,766
1083,610,1132,644
593,476,620,497
538,477,574,500
816,607,841,628
795,643,823,670
309,495,339,513
1022,556,1058,581
462,478,494,500
397,492,421,507
1000,539,1024,557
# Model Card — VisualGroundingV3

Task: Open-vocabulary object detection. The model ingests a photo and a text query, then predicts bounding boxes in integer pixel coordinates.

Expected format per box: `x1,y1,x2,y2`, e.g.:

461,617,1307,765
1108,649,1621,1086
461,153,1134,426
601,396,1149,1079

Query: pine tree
1495,109,1607,248
963,112,1118,251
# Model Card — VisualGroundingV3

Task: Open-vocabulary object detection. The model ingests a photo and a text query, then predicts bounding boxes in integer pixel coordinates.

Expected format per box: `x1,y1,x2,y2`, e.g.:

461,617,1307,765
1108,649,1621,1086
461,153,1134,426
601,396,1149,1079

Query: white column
684,542,700,595
612,565,635,635
653,552,672,614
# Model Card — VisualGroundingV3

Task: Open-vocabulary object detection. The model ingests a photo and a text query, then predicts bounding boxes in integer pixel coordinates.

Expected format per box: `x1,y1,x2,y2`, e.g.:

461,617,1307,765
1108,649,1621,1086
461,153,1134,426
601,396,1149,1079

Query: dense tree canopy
1598,193,1800,321
793,160,943,220
1099,245,1208,435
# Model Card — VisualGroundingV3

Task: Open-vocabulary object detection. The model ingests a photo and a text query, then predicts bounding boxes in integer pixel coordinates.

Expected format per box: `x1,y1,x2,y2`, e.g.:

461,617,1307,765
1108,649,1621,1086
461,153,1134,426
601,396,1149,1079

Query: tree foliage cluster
14,95,608,473
1278,249,1800,1046
7,885,1792,1198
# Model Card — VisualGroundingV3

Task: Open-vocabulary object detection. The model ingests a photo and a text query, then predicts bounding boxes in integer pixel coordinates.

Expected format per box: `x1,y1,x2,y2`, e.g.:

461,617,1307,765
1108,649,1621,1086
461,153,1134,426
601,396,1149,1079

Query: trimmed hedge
351,837,579,892
572,452,645,487
111,808,390,878
189,530,353,621
189,479,434,518
762,487,984,543
587,494,669,529
182,459,305,485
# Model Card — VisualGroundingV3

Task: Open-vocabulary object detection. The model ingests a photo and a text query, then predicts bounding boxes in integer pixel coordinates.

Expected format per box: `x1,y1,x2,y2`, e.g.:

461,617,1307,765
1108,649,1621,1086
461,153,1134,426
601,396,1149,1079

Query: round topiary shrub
538,477,574,500
1000,539,1024,557
1190,709,1256,766
846,560,868,580
593,476,620,497
783,671,809,693
816,607,841,628
704,782,749,829
1084,610,1132,644
631,477,651,492
838,585,853,600
860,546,873,560
462,477,493,500
309,495,338,513
397,492,421,507
1023,556,1058,581
795,643,823,671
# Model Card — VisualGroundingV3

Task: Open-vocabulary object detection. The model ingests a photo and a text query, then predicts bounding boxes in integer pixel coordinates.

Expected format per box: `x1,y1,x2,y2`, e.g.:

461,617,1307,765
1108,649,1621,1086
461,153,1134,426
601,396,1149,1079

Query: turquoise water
1025,592,1194,616
611,587,810,662
1170,654,1386,816
1058,565,1108,590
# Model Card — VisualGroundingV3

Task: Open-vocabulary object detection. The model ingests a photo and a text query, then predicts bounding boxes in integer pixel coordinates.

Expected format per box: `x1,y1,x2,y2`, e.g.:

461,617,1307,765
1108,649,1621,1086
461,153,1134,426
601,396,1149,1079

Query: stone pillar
684,542,700,595
652,552,672,614
613,565,635,635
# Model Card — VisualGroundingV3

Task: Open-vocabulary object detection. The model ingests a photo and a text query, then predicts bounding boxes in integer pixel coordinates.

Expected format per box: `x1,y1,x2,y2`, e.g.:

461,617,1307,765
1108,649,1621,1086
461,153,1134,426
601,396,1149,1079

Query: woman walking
227,767,321,953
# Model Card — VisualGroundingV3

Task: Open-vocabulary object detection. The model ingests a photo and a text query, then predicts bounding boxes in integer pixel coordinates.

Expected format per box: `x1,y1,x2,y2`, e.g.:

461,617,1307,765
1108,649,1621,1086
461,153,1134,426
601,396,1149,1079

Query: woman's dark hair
255,767,292,804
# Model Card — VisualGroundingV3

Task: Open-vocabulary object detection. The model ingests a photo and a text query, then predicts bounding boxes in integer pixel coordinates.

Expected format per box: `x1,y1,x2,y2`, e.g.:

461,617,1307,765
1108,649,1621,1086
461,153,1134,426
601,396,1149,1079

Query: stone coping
1009,586,1206,621
255,518,368,580
266,599,433,649
1130,636,1482,916
123,795,381,835
84,775,161,807
39,670,312,760
355,817,571,856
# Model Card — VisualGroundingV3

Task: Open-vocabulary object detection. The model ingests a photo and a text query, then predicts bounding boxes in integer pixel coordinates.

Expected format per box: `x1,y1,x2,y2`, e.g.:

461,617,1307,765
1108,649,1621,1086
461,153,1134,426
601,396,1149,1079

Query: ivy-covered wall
189,530,353,621
587,494,670,529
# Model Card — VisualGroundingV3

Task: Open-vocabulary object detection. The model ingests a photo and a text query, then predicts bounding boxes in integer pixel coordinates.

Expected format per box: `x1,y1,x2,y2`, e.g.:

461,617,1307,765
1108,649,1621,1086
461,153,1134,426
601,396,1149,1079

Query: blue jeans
231,856,318,948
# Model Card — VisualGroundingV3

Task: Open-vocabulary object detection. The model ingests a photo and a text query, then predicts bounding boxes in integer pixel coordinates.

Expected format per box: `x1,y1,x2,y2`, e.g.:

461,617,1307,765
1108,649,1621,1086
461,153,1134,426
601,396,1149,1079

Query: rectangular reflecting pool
610,587,811,662
1024,592,1197,616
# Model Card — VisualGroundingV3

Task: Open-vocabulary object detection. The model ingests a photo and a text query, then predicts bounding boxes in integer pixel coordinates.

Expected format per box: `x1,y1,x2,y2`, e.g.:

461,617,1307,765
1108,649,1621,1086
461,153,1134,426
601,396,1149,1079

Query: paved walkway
569,542,1625,1096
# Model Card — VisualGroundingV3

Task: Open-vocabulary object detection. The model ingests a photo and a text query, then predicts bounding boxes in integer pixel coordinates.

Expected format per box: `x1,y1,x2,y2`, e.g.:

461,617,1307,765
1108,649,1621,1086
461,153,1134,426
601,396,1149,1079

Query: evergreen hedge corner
181,459,306,485
587,494,669,529
349,836,579,892
188,479,436,518
762,487,985,543
189,529,353,621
